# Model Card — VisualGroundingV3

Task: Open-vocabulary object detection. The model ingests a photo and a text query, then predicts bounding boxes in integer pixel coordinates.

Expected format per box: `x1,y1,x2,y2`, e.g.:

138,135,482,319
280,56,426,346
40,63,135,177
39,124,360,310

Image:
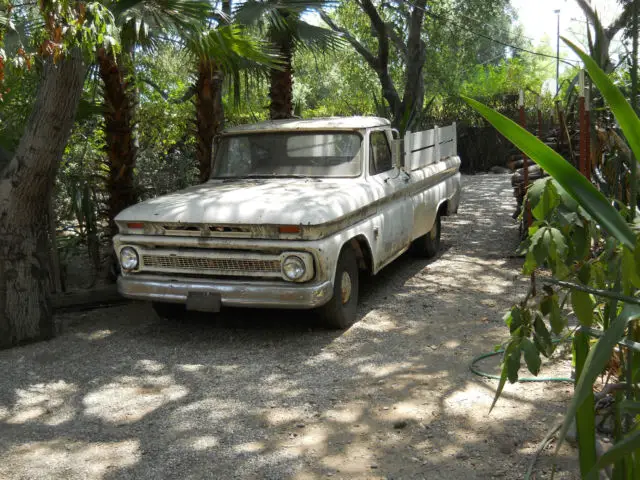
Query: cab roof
223,116,391,134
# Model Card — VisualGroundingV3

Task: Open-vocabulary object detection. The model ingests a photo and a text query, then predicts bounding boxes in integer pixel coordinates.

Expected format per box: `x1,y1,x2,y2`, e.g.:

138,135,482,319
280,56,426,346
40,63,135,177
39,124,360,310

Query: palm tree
99,0,211,235
193,0,231,183
184,23,280,180
234,0,341,120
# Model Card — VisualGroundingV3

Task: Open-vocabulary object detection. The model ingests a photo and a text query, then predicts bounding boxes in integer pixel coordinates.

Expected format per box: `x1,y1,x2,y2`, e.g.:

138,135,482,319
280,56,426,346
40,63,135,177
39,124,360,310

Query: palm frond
186,24,283,74
234,0,335,29
289,17,344,51
233,0,284,28
234,0,341,52
234,0,333,21
113,0,212,49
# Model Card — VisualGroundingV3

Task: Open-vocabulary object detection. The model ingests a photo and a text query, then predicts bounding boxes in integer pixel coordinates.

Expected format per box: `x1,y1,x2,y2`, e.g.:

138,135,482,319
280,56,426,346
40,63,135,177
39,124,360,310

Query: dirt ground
0,174,578,480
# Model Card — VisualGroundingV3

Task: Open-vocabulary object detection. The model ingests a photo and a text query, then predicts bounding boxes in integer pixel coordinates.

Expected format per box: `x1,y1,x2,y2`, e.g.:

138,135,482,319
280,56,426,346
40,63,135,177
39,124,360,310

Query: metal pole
555,9,561,95
538,95,545,176
555,100,564,153
537,95,543,139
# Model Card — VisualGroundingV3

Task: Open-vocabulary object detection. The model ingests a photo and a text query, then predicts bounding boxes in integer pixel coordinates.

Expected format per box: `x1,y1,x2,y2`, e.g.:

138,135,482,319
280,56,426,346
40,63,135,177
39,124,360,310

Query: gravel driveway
0,174,578,479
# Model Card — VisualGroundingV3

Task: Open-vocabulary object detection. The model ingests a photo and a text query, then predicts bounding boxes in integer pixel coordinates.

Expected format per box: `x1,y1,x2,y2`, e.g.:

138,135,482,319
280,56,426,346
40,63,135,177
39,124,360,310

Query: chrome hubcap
340,271,352,304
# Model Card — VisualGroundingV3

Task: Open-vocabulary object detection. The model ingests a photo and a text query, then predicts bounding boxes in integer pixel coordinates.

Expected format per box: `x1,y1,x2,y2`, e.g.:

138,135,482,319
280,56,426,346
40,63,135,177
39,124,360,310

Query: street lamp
554,9,561,95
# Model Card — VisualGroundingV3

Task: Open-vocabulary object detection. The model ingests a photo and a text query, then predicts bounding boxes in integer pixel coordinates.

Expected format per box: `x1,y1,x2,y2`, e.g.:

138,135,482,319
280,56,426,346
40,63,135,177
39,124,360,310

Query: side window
369,131,393,175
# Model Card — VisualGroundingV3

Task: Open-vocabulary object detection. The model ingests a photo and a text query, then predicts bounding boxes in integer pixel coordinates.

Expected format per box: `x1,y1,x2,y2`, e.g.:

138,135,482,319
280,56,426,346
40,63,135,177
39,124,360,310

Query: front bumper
117,274,334,309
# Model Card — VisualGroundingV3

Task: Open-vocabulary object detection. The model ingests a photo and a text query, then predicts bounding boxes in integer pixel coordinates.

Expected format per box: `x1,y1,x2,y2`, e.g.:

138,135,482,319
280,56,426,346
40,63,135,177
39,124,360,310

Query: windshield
211,131,363,178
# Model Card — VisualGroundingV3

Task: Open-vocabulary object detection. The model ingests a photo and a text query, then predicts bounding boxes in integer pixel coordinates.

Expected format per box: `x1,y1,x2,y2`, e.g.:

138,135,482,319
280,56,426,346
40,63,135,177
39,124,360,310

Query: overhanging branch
387,23,408,60
319,11,377,68
357,0,390,69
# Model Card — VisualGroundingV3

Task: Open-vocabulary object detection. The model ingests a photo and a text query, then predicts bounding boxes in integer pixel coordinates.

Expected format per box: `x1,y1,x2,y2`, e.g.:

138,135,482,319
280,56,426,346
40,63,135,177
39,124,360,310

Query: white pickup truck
114,117,461,328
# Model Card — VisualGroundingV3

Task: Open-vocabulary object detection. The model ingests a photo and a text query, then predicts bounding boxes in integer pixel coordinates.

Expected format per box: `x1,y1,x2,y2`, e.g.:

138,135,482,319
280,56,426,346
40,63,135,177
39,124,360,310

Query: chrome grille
142,255,280,274
159,223,252,237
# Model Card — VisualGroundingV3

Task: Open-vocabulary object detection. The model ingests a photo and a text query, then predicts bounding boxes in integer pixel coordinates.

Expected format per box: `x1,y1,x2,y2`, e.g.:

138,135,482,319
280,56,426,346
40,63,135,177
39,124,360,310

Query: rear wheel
411,213,441,258
152,302,187,320
317,247,359,329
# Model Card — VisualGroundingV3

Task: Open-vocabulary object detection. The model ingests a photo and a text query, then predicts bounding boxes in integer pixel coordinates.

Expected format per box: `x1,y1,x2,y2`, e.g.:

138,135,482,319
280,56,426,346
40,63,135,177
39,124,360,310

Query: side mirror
391,128,400,140
392,139,404,169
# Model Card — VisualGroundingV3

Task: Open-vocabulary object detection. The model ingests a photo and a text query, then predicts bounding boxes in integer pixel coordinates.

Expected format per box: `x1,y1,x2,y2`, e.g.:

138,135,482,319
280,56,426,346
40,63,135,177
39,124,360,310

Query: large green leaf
555,304,640,454
531,178,560,221
521,337,541,375
563,38,640,163
571,290,594,327
461,95,636,250
489,337,521,413
574,329,597,477
533,314,554,357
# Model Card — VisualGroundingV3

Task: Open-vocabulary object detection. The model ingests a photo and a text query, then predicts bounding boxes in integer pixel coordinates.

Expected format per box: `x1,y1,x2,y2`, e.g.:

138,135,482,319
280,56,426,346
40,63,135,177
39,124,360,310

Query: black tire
411,213,441,258
317,246,359,329
152,302,187,320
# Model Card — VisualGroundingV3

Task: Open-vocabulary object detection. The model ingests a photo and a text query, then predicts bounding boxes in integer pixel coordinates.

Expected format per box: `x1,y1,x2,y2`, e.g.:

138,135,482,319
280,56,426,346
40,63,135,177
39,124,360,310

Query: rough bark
97,47,138,236
195,60,224,182
401,1,427,124
321,10,400,123
194,0,230,182
0,50,85,349
269,33,294,120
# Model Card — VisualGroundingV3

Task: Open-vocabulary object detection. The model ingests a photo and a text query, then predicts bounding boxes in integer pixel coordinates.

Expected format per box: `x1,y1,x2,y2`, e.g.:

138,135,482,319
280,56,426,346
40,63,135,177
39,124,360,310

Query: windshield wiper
248,174,309,178
215,174,310,182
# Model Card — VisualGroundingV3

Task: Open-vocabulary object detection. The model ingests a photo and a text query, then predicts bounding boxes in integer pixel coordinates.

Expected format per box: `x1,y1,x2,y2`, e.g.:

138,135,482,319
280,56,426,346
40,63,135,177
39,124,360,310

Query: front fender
315,217,378,285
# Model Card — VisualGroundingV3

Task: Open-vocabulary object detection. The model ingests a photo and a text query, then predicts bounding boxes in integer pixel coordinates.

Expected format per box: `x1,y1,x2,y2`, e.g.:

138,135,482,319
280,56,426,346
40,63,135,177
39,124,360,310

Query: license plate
186,292,222,312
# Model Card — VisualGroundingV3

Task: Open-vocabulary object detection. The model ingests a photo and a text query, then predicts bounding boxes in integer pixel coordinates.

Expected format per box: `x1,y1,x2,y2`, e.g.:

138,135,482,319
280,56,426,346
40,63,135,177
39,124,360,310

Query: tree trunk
195,60,224,182
400,0,427,131
97,47,138,236
0,51,85,349
269,34,294,120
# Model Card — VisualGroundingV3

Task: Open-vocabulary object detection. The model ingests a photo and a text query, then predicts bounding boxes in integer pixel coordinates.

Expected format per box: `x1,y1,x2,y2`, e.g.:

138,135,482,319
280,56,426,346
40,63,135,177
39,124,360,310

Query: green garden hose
469,339,579,480
470,344,574,383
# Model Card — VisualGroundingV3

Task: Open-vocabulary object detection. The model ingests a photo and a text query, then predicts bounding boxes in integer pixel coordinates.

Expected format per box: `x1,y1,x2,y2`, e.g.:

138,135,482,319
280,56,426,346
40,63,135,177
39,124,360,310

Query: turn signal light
127,222,144,229
278,225,301,234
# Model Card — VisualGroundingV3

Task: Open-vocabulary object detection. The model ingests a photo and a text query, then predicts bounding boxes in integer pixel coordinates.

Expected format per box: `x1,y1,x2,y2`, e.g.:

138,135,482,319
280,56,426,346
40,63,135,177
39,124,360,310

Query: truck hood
116,178,378,226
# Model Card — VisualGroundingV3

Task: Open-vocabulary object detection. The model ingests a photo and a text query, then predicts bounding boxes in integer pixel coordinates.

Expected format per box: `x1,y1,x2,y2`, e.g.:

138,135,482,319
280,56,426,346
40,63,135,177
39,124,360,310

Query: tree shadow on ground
0,174,578,479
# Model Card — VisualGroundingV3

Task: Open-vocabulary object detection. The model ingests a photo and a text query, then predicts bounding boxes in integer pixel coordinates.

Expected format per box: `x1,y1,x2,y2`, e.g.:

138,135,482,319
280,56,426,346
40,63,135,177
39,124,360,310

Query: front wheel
411,213,441,258
317,247,359,329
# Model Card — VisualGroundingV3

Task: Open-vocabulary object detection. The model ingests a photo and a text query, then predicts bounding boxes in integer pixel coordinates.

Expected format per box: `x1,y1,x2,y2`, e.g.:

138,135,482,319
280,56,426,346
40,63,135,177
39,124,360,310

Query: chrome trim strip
117,275,333,309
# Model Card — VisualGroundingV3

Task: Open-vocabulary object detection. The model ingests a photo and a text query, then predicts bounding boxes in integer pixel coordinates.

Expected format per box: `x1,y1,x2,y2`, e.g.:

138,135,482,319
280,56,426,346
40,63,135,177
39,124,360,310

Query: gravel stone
0,174,579,479
392,420,408,429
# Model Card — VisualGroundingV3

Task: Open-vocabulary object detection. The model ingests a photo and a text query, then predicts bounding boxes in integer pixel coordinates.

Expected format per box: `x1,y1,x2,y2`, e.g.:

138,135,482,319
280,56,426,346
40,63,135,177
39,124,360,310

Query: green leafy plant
463,37,640,479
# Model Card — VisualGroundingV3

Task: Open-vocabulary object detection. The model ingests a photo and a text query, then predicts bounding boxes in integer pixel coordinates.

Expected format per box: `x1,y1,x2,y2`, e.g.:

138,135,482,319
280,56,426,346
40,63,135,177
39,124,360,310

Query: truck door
368,129,412,267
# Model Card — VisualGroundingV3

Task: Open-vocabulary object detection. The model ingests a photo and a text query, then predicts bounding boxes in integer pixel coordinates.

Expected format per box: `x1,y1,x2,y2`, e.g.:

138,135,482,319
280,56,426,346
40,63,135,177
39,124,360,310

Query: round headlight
283,256,306,281
120,247,139,271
